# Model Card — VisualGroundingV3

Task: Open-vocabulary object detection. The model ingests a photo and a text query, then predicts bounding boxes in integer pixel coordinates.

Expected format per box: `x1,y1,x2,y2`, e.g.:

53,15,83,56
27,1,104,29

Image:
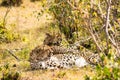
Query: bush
1,0,22,6
85,56,120,80
0,22,20,43
1,63,21,80
48,0,82,43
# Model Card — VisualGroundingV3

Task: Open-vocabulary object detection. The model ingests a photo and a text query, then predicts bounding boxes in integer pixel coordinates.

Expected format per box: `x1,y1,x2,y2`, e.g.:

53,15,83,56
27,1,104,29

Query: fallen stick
6,49,21,61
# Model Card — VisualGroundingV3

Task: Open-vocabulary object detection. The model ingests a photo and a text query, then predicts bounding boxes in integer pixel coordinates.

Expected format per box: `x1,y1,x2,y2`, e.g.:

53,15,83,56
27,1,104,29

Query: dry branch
67,0,103,53
67,0,88,14
105,0,120,55
3,6,11,28
88,0,103,53
6,49,21,61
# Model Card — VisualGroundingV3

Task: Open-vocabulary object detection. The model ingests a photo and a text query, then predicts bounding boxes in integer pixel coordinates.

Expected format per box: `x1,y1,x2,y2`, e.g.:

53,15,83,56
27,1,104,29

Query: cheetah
29,33,102,70
30,53,89,70
29,45,53,63
29,32,63,69
30,52,102,70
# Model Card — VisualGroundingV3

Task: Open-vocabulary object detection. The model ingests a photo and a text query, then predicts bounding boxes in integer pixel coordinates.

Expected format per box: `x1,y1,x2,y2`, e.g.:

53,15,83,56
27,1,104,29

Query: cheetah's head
43,33,62,46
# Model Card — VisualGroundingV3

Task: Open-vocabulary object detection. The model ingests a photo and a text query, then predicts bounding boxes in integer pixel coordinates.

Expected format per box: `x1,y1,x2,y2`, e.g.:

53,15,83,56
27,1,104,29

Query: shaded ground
0,0,94,80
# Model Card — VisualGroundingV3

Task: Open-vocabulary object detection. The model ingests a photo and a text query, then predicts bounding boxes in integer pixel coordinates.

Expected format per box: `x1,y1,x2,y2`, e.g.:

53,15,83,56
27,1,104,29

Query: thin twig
105,0,117,47
6,49,21,61
105,0,120,55
3,6,11,28
89,0,103,53
67,0,88,14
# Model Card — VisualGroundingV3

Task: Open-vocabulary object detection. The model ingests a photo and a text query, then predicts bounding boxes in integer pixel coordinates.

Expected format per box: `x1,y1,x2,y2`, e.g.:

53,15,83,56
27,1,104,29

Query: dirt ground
0,0,94,80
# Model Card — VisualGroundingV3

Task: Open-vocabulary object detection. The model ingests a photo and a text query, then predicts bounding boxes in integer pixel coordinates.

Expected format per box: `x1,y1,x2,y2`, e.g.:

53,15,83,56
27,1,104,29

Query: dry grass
0,0,95,80
21,68,94,80
0,0,52,49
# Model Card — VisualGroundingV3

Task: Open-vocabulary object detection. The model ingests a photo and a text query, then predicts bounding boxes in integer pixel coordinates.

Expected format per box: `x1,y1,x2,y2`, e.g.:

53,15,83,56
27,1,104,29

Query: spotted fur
29,45,53,63
30,53,89,70
29,32,63,69
29,33,102,70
